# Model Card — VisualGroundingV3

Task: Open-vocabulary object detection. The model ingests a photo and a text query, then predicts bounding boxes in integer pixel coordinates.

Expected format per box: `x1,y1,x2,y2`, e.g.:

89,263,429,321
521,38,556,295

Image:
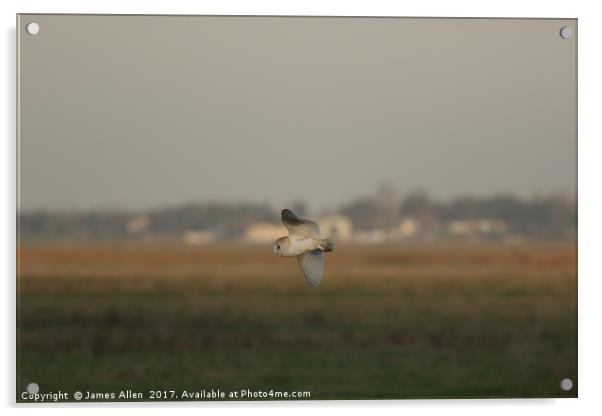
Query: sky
18,16,576,212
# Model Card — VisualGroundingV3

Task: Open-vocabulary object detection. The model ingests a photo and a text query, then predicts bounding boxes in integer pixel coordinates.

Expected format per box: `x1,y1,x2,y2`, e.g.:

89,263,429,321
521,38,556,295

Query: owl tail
320,239,334,252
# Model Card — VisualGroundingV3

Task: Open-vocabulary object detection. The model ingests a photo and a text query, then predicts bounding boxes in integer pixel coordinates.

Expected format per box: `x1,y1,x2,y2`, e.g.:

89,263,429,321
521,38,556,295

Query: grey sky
18,16,576,212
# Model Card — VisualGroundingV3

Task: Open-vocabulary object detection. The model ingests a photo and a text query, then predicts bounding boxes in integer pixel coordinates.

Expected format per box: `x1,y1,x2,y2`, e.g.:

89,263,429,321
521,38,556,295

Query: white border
3,1,601,415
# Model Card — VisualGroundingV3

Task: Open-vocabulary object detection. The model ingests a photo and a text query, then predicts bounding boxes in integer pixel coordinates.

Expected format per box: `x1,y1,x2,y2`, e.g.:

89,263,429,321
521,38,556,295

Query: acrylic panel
17,15,577,402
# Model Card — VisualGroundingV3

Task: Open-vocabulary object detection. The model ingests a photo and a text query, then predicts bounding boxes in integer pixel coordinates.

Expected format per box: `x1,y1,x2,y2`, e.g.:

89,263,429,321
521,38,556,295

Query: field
17,242,577,401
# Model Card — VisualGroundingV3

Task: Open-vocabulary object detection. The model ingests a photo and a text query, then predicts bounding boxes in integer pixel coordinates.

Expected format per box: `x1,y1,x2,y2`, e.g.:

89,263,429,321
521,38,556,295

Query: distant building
398,217,419,239
318,215,353,242
447,219,506,237
182,230,216,245
244,223,287,244
352,217,419,243
126,215,151,234
352,229,387,244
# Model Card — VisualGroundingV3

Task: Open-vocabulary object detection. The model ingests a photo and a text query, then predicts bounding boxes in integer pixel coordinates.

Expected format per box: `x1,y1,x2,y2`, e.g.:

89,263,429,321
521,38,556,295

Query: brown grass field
17,242,577,401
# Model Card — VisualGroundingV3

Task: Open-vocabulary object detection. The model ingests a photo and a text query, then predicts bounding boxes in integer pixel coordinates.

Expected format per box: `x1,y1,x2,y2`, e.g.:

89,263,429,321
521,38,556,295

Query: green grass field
17,243,577,401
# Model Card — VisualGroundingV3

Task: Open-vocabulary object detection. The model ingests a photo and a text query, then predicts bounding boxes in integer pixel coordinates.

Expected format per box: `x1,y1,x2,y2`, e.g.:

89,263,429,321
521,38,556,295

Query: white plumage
273,209,334,288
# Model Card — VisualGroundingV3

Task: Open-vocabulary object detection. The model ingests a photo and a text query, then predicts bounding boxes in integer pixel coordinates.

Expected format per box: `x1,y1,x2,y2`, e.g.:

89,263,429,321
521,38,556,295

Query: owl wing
281,209,320,240
297,249,325,288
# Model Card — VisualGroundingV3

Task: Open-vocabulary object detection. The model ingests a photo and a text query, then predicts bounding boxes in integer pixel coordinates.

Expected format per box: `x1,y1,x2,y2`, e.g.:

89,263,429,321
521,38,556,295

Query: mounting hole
560,378,573,391
26,382,39,394
26,22,40,35
559,26,573,39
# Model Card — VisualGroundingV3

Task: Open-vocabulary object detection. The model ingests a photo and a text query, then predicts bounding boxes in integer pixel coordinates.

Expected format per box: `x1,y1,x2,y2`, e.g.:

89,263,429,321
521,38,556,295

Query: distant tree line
18,192,575,241
150,202,276,239
19,202,277,241
19,210,133,240
340,191,576,240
